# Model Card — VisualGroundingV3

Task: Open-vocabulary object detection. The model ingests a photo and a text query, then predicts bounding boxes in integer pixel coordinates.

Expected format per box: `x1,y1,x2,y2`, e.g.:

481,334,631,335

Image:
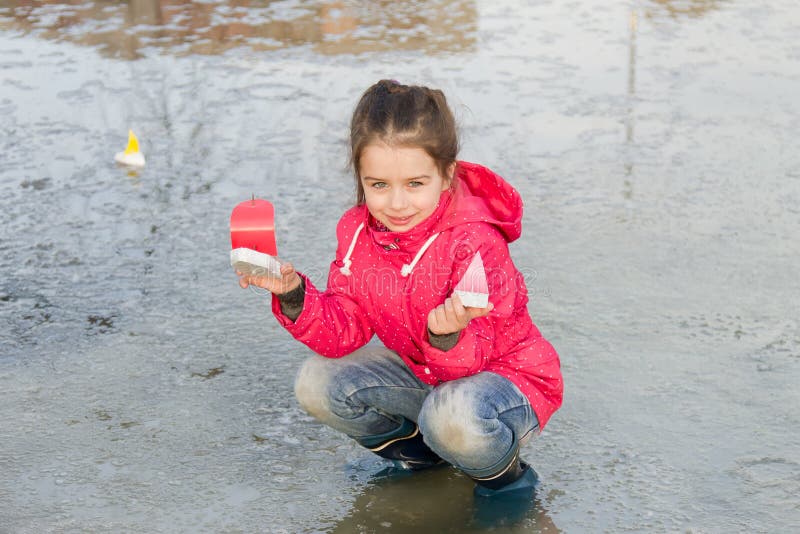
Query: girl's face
359,142,453,232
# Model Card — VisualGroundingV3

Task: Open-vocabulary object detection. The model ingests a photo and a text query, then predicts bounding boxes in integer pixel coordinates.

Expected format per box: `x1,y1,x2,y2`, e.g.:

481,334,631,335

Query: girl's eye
408,181,423,188
371,182,387,189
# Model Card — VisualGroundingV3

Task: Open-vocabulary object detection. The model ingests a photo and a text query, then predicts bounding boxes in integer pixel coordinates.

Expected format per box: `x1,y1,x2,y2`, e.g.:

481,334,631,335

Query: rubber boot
472,457,539,496
356,418,445,471
470,451,539,526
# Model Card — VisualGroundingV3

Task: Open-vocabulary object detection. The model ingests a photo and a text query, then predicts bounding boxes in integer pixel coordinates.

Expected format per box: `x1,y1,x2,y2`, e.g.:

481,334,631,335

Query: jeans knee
294,353,375,423
294,355,335,421
418,385,484,459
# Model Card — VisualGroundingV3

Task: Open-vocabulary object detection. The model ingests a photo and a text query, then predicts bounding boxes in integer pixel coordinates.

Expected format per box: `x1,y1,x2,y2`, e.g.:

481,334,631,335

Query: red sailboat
229,197,281,277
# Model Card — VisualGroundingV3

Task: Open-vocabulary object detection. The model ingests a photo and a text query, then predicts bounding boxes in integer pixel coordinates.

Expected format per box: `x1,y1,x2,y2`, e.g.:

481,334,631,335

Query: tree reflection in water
646,0,724,20
0,0,477,59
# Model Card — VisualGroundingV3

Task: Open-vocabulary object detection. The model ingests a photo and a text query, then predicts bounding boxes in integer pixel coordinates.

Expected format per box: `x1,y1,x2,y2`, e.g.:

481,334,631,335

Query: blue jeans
294,345,539,479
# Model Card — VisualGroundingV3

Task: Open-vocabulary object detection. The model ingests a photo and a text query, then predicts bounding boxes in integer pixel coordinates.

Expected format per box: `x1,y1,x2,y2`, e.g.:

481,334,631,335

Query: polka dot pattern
271,162,563,428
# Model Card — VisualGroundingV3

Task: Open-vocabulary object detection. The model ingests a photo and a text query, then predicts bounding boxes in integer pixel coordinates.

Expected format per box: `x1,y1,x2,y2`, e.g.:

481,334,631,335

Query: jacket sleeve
419,225,528,382
271,270,374,357
270,217,374,357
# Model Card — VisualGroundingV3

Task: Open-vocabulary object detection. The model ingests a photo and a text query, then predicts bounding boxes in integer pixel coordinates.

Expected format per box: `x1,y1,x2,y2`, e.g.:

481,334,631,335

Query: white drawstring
401,233,440,277
339,223,440,278
339,222,364,275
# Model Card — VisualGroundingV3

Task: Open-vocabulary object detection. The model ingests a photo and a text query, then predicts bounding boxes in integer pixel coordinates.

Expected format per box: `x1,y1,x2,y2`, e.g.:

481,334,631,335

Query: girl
237,80,563,496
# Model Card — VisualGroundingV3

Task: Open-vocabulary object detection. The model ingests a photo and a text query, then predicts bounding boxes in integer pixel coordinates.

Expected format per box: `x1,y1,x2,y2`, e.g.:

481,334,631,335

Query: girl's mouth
387,215,414,227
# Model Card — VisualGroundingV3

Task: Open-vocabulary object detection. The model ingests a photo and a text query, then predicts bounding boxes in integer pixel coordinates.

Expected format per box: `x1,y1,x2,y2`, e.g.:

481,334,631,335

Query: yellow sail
124,130,140,155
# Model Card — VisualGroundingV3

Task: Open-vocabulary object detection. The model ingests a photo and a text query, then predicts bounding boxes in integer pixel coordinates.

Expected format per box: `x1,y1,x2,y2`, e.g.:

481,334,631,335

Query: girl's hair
349,79,459,205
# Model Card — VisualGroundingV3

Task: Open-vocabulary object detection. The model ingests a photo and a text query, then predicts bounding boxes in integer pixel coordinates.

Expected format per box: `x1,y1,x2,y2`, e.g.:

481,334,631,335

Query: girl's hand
236,262,302,295
427,293,494,336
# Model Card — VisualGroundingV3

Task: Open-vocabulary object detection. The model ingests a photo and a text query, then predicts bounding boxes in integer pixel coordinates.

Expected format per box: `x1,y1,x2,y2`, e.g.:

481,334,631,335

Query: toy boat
114,129,146,167
230,197,281,278
454,252,490,308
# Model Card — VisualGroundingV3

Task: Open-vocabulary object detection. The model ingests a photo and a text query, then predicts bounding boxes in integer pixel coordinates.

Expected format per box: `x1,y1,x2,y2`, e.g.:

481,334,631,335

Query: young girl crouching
237,80,563,496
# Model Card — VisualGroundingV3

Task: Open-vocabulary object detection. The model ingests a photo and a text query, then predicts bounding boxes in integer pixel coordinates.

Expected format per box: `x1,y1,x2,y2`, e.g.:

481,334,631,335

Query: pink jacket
272,161,563,428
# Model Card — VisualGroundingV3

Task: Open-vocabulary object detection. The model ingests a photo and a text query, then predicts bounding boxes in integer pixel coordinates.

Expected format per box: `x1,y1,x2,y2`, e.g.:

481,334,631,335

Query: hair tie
381,79,408,94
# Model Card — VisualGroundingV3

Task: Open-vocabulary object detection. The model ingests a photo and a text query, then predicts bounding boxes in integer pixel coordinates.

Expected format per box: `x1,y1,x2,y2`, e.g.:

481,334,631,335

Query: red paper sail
230,198,277,256
453,252,490,308
229,197,282,277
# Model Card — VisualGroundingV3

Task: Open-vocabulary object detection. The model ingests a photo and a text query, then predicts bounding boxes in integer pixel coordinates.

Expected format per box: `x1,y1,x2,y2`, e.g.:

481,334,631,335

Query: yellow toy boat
114,129,146,167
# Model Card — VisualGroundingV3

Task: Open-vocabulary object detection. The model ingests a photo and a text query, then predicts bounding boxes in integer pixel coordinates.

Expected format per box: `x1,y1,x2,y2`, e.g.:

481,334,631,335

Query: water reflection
623,1,722,195
332,466,560,533
625,9,637,185
0,0,477,58
646,0,724,19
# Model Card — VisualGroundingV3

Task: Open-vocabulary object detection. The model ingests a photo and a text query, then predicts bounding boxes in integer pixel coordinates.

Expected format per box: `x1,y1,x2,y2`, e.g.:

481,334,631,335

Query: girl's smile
359,143,453,232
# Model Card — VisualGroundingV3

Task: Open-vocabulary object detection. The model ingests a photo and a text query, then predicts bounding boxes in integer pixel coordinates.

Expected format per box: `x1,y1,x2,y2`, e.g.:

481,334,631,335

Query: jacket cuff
276,278,306,321
422,327,483,382
427,328,460,352
272,273,313,328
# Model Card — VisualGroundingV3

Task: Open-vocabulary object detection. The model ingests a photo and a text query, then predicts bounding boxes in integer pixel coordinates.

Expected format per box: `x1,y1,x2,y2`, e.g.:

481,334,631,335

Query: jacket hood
439,161,523,243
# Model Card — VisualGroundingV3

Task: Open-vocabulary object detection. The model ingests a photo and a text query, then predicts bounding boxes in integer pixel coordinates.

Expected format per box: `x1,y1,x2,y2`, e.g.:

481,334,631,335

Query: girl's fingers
280,262,295,276
427,310,439,333
427,309,436,327
442,298,454,322
467,302,493,319
447,294,469,326
429,307,448,335
432,302,461,334
436,306,448,327
443,297,457,315
430,296,494,336
236,260,297,290
238,273,271,291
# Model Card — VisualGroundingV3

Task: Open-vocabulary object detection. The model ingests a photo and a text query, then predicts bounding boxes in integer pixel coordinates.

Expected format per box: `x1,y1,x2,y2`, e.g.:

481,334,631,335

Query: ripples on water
1,0,799,532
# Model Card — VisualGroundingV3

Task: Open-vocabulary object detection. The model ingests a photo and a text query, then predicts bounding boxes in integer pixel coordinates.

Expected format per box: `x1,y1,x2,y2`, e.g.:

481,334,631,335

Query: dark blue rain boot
470,449,539,527
356,417,445,471
472,458,539,496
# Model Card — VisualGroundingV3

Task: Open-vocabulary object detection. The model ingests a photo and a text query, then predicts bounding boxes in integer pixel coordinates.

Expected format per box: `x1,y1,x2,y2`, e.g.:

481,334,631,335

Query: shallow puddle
1,0,799,531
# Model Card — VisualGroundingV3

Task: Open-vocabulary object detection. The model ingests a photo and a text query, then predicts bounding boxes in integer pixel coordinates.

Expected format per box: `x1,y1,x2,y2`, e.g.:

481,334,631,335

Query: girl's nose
390,190,408,209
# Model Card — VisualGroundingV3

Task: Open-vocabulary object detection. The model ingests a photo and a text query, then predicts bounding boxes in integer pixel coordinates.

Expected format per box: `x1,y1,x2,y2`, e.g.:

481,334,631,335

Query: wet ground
1,0,799,532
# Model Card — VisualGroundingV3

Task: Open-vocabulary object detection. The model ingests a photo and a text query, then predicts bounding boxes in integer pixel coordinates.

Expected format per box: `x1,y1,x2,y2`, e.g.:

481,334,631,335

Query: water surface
1,0,799,531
